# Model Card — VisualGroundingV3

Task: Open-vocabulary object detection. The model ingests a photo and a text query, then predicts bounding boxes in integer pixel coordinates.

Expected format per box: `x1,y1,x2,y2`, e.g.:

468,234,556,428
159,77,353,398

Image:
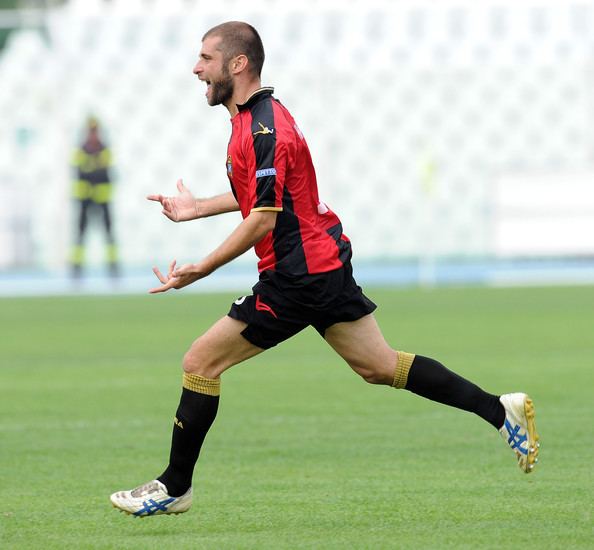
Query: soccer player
110,22,539,517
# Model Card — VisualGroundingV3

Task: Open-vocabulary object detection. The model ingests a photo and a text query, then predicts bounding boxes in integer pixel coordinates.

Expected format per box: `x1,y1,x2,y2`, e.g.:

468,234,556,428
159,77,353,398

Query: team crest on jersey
226,155,233,177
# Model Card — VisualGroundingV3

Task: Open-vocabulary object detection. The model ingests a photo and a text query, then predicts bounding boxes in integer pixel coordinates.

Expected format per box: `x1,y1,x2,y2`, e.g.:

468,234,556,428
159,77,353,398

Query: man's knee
182,348,201,375
180,317,263,378
360,369,388,385
350,349,415,387
182,338,223,378
352,362,393,385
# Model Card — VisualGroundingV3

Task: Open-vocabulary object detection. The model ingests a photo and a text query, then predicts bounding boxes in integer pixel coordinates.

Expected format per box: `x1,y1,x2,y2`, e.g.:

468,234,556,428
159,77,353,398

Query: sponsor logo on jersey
226,155,232,177
253,122,275,136
234,296,247,305
255,167,277,178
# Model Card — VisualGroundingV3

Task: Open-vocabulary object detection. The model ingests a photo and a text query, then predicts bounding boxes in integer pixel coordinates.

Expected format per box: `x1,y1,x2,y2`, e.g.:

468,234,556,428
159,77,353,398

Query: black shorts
228,262,377,349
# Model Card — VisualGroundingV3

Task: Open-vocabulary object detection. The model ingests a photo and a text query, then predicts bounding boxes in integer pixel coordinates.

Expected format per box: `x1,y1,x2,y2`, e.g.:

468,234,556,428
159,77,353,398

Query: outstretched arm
147,179,239,222
149,210,277,293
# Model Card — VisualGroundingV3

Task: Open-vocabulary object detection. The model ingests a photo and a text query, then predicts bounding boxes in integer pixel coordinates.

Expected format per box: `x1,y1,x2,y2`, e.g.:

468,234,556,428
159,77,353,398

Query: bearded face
206,62,234,107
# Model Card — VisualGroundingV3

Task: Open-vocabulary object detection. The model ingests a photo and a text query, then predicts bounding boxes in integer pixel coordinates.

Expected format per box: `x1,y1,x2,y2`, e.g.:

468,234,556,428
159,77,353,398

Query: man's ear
230,54,248,74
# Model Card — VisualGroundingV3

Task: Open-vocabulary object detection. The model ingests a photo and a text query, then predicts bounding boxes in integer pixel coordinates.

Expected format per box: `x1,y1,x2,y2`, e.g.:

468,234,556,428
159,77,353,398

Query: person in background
70,116,119,278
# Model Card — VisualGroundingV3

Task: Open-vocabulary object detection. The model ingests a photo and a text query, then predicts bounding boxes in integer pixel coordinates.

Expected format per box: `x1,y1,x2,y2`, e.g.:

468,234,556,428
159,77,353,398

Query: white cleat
110,480,192,517
499,393,540,474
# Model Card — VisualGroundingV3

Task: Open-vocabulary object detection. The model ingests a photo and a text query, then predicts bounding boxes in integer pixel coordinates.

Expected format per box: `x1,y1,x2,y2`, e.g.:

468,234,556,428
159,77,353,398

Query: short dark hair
203,21,265,77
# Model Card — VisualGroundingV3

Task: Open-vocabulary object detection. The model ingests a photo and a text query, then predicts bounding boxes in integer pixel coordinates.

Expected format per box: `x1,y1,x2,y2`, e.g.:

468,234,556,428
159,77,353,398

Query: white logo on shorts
234,296,248,305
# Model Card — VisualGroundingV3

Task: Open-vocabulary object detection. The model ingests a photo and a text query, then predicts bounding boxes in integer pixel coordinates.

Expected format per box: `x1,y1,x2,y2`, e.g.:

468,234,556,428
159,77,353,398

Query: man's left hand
149,259,209,294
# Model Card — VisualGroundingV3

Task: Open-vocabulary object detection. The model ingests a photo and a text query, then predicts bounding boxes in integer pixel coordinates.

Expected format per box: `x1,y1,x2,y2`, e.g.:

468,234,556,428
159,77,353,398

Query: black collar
237,87,274,111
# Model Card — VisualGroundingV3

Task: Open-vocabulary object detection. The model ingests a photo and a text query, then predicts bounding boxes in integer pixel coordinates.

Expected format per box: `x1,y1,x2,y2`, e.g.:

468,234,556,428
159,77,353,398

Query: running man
110,21,539,517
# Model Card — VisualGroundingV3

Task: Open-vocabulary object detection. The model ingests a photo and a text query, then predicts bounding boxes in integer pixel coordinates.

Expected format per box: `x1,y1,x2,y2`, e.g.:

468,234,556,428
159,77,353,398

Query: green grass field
1,285,593,549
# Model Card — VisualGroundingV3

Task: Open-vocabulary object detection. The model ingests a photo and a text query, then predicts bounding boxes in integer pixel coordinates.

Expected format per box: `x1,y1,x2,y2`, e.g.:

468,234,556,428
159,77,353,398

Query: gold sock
392,351,416,389
182,372,220,396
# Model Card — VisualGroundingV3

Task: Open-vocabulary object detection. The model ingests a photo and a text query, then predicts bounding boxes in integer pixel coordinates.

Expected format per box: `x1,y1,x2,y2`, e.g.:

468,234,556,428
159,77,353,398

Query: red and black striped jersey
227,87,351,276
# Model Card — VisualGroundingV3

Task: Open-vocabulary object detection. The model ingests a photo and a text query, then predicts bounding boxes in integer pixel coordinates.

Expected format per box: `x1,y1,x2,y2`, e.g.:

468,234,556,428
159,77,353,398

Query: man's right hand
147,179,199,222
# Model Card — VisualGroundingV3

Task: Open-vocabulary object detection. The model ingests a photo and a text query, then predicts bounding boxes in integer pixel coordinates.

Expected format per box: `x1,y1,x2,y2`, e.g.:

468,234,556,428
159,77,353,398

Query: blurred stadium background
1,0,594,295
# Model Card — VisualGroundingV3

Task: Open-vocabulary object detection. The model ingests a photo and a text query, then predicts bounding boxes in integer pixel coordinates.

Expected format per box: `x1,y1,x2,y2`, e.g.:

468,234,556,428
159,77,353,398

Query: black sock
158,387,219,497
405,355,505,429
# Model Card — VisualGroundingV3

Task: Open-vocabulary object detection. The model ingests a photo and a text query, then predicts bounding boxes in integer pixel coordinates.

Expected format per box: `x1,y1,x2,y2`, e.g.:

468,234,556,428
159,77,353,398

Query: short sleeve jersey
227,87,351,277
